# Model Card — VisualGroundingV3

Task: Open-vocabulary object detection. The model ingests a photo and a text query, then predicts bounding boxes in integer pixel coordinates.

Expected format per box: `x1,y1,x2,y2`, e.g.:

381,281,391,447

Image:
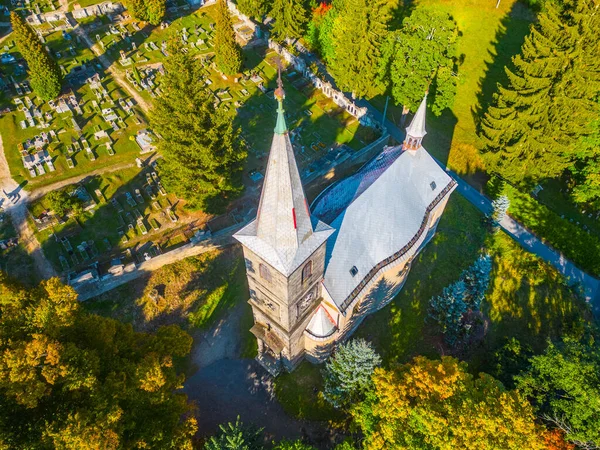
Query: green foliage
429,254,492,344
327,0,393,98
383,6,458,115
11,12,62,100
236,0,268,20
124,0,165,25
150,37,247,213
269,0,308,41
304,3,337,62
0,273,196,449
215,0,243,76
322,339,381,409
204,416,263,450
491,337,533,389
516,336,600,448
479,0,600,185
273,440,316,450
353,356,545,450
570,105,600,208
45,189,81,218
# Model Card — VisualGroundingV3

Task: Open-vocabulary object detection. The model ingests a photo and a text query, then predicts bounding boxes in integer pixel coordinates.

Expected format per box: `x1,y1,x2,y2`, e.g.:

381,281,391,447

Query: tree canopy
11,12,62,101
269,0,308,42
479,0,600,185
352,356,545,450
327,0,393,98
215,0,243,76
382,6,459,115
150,37,246,213
124,0,166,25
0,273,196,449
236,0,268,20
516,337,600,448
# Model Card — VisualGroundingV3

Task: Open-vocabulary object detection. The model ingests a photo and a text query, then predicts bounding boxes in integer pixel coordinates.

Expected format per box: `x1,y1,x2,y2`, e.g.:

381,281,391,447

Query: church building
234,78,457,374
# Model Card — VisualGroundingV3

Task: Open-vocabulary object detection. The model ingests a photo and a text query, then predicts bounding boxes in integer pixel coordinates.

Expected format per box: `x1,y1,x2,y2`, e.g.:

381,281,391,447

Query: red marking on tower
292,208,297,229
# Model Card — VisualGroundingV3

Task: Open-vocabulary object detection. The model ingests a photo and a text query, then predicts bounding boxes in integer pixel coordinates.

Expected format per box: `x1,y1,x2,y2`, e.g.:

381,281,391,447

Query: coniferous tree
328,0,393,98
215,0,243,76
204,417,263,450
11,12,62,100
236,0,268,20
322,339,381,409
479,0,600,185
462,254,492,310
490,195,510,228
269,0,308,42
150,37,246,213
571,108,600,208
382,7,458,115
429,280,467,345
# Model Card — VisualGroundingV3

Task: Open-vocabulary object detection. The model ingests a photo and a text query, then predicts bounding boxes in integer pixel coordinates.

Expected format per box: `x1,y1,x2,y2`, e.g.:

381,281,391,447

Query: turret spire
403,93,428,151
274,63,287,135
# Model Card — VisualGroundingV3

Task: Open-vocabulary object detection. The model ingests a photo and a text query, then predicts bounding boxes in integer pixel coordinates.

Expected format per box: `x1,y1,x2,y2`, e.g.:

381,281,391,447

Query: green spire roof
274,98,287,135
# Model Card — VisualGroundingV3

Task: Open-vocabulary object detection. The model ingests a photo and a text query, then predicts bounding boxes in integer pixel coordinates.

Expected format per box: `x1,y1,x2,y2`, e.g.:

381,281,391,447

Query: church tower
402,93,428,151
234,71,334,373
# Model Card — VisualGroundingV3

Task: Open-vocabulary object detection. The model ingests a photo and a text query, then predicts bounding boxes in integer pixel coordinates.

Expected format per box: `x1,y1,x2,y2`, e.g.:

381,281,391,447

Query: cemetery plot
30,166,208,273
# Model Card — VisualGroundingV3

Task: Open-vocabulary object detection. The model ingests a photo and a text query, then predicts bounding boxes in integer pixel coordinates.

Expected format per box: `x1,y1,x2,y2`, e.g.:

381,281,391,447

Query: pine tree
322,339,381,409
150,37,247,213
236,0,268,20
571,105,600,207
479,0,600,185
490,195,510,228
383,7,458,115
269,0,308,42
215,0,243,76
462,254,492,310
328,0,392,98
11,12,62,100
204,417,263,450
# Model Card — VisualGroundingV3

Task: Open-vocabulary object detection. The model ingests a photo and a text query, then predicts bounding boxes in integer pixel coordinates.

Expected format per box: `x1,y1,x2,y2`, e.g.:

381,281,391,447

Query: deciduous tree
479,0,600,185
236,0,268,20
215,0,243,76
0,273,196,449
382,6,458,115
322,339,381,409
352,356,545,450
11,12,62,100
516,337,600,448
150,37,246,213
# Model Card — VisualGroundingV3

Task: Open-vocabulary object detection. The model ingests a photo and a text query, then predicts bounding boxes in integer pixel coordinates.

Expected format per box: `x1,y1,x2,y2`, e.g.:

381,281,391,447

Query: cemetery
29,164,210,274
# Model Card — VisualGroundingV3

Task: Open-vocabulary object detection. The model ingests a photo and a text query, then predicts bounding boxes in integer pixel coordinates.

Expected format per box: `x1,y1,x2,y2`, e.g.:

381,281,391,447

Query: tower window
430,181,437,191
259,263,272,282
350,266,358,277
302,261,313,283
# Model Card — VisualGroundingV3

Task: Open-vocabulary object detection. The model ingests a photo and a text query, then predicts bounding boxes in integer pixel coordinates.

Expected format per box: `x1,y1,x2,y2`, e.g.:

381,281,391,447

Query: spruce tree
322,339,381,409
215,0,243,76
150,37,247,213
571,108,600,207
328,0,392,98
269,0,308,42
462,254,492,310
479,0,600,185
429,280,467,345
382,7,458,115
236,0,267,20
11,12,62,100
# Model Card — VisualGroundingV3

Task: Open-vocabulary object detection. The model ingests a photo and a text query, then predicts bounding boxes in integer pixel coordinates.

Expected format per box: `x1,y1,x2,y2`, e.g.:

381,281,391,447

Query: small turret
403,93,428,151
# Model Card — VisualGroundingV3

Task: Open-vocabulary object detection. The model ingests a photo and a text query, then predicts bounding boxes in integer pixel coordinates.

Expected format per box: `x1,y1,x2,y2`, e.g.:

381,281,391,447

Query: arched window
302,261,313,284
259,263,272,282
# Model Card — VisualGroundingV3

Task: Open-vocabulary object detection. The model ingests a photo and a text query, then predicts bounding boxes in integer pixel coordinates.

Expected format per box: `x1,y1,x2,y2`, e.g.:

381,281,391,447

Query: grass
275,193,591,420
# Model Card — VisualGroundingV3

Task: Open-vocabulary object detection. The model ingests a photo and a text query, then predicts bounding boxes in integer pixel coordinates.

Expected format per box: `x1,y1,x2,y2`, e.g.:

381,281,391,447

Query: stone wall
26,1,122,25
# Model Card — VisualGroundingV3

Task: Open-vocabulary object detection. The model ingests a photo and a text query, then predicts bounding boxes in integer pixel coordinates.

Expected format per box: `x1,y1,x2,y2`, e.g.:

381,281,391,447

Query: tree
0,273,196,449
516,337,600,448
479,0,600,186
327,0,393,98
570,107,600,208
273,441,316,450
352,356,545,450
322,339,381,409
489,195,510,229
462,253,492,310
45,189,80,218
215,0,243,76
304,2,335,60
150,37,246,213
204,416,263,450
428,280,467,344
236,0,268,20
11,12,62,100
269,0,309,42
383,7,459,115
124,0,166,25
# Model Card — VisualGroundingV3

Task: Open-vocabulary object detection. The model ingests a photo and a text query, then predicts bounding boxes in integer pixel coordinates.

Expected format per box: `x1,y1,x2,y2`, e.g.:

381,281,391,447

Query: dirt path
0,136,57,279
72,24,152,113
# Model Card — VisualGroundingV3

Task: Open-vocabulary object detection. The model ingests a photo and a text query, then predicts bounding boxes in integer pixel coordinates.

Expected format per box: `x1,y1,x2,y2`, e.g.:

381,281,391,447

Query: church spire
233,62,334,276
403,93,428,151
